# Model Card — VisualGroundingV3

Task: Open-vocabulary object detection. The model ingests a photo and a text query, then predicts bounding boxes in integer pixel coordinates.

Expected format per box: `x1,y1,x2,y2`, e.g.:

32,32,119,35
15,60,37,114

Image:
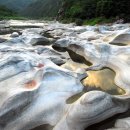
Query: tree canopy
61,0,130,22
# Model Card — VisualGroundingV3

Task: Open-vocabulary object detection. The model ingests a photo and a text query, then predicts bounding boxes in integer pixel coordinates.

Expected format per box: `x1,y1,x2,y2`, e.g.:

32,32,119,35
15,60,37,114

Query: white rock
10,32,19,38
1,20,130,130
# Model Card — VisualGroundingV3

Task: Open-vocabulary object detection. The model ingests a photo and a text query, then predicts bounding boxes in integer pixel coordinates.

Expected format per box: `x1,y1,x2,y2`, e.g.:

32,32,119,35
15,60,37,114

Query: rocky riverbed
0,20,130,130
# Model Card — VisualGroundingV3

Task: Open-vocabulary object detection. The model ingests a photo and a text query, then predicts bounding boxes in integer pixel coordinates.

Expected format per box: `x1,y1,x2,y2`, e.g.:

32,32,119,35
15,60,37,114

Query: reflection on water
62,58,124,97
63,61,125,104
82,68,125,95
67,67,125,103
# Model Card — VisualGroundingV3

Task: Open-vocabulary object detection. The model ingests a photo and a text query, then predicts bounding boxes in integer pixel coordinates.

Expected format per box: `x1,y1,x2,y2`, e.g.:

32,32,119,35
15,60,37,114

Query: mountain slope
22,0,62,18
0,0,37,12
0,5,16,19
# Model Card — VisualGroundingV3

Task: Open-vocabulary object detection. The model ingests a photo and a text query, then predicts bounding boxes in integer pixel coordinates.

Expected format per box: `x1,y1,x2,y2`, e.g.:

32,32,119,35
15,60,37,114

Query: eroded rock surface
0,20,130,130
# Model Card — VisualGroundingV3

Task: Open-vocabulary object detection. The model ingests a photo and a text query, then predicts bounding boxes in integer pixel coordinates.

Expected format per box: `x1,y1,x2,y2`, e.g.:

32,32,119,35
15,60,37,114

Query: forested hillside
58,0,130,23
22,0,62,18
0,5,16,19
0,0,130,24
0,0,37,12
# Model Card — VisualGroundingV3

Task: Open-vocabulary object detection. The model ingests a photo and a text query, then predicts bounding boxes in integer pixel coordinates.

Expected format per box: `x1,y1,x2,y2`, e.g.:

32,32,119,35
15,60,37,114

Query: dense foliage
0,0,130,23
61,0,130,22
0,5,16,19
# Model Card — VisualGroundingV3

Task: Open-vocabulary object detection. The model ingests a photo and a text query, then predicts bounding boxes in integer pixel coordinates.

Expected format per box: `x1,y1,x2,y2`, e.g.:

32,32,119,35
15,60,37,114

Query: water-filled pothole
82,68,125,95
67,68,125,104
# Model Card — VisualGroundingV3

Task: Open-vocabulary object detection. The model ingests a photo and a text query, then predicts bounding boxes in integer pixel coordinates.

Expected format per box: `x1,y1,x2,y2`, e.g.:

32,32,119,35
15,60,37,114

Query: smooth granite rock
0,20,130,130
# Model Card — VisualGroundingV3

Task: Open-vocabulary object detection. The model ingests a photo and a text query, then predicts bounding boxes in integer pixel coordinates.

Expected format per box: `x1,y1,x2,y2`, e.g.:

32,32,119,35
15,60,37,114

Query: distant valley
0,0,62,19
